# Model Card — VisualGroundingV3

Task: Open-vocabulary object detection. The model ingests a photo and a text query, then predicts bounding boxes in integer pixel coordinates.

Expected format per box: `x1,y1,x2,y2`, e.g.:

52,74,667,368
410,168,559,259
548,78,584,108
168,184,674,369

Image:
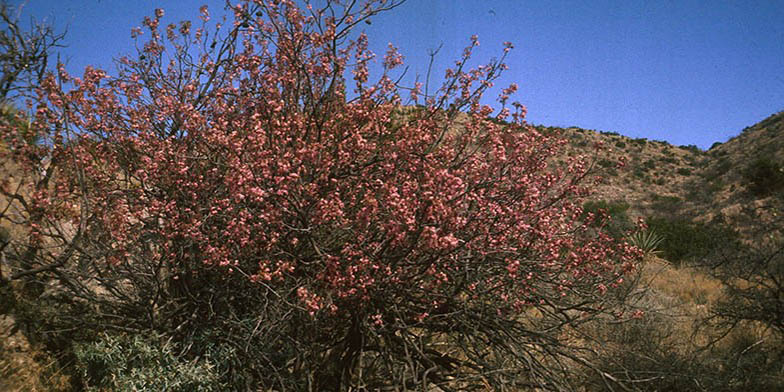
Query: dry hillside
544,110,783,238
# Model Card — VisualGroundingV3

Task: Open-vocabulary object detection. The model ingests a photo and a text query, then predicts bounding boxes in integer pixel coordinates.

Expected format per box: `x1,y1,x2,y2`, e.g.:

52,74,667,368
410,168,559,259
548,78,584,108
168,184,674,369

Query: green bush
73,333,223,391
645,217,739,265
676,167,692,176
597,158,616,168
582,200,634,239
659,156,677,165
633,167,647,179
679,144,701,154
704,156,732,182
744,156,784,197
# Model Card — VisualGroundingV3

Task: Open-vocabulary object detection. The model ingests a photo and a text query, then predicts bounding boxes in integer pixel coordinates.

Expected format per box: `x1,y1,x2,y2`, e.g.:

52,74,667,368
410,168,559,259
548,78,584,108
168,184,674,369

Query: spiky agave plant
626,229,664,256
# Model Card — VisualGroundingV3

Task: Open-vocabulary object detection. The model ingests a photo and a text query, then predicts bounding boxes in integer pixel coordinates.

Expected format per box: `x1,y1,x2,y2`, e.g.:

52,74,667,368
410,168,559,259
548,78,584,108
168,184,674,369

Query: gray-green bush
73,333,223,392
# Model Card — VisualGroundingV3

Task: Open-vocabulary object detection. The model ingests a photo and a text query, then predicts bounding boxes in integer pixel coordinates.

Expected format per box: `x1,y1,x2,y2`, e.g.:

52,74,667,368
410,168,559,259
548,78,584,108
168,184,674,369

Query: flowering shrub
0,1,639,389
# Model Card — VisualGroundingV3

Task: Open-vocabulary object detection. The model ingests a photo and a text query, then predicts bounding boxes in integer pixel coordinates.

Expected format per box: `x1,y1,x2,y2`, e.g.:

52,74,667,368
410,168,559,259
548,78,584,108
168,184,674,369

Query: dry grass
0,314,71,392
642,256,723,308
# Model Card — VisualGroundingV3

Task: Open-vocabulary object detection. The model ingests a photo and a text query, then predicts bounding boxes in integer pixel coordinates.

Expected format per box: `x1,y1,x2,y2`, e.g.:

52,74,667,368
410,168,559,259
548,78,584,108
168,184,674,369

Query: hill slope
546,110,783,239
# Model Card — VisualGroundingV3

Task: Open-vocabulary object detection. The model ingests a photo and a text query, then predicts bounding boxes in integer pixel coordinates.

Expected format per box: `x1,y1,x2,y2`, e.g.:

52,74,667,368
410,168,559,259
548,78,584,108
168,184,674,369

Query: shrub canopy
0,1,640,389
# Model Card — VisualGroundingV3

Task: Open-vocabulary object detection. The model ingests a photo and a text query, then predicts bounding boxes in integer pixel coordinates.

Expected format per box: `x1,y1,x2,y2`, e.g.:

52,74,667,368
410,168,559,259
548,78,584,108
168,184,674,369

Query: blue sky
10,0,784,149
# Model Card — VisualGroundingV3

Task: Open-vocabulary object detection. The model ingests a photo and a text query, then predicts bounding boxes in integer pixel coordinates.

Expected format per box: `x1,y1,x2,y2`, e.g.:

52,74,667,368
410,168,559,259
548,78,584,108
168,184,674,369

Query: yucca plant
626,229,664,256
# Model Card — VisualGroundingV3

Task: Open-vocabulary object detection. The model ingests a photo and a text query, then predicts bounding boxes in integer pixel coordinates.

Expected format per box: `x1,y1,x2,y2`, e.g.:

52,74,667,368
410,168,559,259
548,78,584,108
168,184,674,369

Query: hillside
554,124,707,217
700,111,784,234
543,110,783,237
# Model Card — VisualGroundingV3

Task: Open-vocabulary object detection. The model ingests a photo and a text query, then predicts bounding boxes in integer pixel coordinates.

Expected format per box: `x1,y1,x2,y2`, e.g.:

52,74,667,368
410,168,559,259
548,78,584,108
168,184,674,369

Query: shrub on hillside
645,217,739,265
744,156,784,197
679,144,701,154
582,200,635,239
676,167,692,176
0,1,640,390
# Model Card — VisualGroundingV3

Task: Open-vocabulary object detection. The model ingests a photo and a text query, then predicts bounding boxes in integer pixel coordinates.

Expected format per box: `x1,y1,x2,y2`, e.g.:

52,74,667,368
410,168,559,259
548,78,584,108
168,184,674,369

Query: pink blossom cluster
3,0,640,325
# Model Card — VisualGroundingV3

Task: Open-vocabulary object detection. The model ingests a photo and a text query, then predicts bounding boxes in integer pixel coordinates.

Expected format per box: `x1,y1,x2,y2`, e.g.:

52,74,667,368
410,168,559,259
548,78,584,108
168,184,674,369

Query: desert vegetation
1,1,783,391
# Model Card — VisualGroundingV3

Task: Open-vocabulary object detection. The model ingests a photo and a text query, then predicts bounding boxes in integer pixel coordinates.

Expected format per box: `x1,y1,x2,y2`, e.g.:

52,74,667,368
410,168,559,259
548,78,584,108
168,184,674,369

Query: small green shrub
633,167,647,179
704,157,732,182
582,200,634,239
679,144,701,154
744,156,784,197
615,140,626,149
598,158,616,168
676,167,692,176
74,333,223,392
659,156,678,165
645,217,739,265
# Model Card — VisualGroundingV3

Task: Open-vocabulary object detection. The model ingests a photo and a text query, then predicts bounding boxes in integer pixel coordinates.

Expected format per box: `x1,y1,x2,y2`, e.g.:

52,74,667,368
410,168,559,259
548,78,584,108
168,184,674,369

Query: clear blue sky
10,0,784,149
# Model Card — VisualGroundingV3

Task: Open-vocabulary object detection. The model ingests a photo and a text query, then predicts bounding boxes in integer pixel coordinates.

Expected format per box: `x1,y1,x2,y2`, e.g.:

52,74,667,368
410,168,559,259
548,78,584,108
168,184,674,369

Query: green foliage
704,156,732,182
645,217,739,265
575,139,589,147
659,156,677,165
744,156,784,197
614,140,626,149
641,159,656,171
632,167,648,180
595,159,620,176
679,144,701,154
73,333,223,392
676,167,692,176
626,229,663,256
582,200,634,239
1,103,39,147
597,158,616,168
